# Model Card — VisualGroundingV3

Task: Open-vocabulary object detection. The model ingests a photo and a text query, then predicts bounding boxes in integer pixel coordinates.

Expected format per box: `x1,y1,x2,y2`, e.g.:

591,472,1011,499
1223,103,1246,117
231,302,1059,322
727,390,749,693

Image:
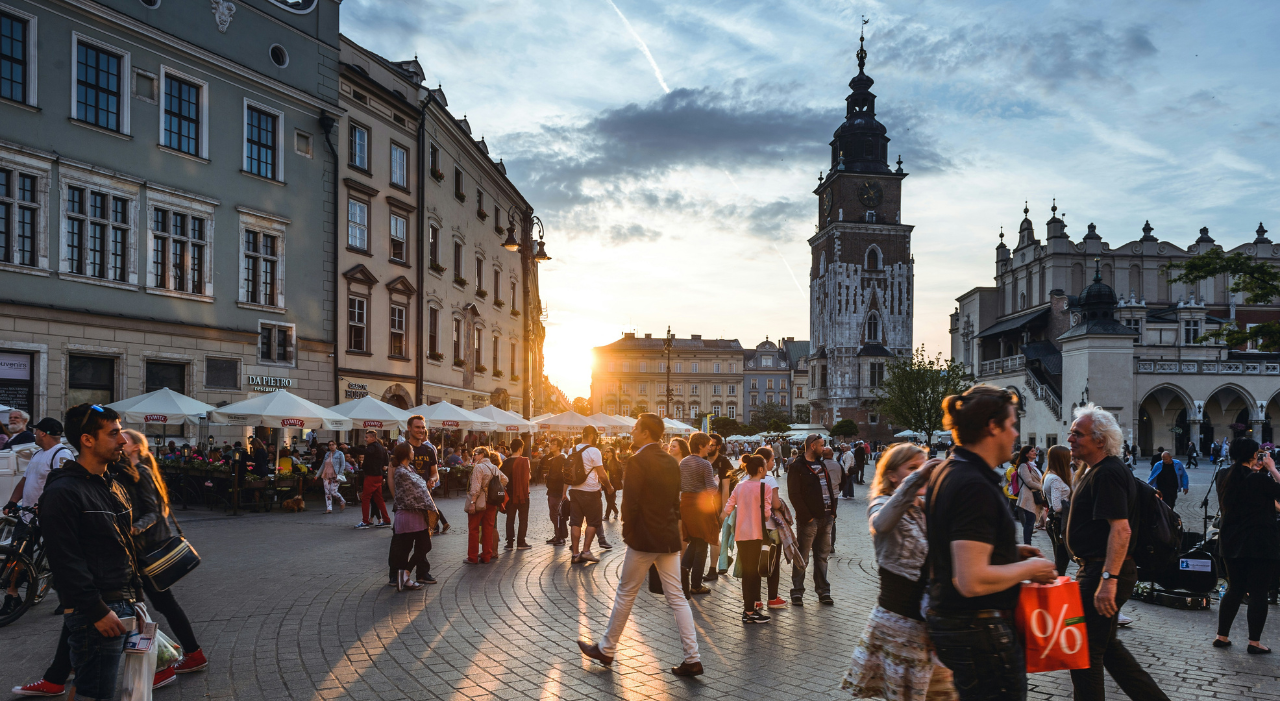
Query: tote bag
1015,576,1091,673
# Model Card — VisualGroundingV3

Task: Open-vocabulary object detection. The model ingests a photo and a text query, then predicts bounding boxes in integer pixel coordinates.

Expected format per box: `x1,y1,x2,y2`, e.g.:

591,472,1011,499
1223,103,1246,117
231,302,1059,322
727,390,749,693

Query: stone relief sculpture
211,0,235,33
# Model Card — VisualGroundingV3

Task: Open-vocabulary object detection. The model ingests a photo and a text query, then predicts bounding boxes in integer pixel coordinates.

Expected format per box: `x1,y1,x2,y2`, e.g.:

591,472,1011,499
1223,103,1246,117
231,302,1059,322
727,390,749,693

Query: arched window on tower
866,246,880,270
867,312,881,342
819,251,827,276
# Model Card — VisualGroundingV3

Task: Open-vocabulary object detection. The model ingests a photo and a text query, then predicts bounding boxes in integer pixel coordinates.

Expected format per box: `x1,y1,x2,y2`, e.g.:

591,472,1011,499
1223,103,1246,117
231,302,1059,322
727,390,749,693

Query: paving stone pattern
1,462,1275,700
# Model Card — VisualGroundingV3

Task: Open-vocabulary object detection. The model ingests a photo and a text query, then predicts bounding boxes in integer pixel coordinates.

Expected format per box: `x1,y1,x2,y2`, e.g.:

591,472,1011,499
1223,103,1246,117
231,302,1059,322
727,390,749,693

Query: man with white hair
7,409,35,447
1066,404,1170,700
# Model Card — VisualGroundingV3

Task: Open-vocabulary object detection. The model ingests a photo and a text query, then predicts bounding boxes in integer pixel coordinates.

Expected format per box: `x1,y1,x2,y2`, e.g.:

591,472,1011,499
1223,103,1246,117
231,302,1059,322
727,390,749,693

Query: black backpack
1131,477,1183,574
486,466,506,510
565,446,590,487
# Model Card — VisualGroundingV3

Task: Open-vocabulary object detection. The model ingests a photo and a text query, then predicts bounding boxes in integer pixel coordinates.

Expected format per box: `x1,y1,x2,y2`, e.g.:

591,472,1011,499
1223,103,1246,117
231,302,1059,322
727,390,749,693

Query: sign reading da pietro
247,375,296,392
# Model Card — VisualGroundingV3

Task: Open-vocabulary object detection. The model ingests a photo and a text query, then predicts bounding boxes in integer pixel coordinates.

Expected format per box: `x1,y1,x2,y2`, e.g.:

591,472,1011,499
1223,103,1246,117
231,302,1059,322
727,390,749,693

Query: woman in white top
1041,445,1074,574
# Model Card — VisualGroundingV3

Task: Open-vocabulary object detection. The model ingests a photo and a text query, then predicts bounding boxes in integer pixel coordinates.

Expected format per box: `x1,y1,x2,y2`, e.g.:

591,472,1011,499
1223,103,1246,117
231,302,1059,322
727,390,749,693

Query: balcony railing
979,355,1025,376
1024,372,1061,420
1135,360,1280,375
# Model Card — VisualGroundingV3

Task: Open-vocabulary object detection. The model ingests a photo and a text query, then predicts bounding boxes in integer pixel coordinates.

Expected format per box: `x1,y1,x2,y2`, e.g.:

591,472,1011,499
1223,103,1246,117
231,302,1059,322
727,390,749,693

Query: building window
428,307,440,357
691,362,699,373
780,395,788,407
473,327,482,369
476,189,484,213
762,356,773,367
347,296,367,352
492,333,500,372
690,384,699,396
389,212,407,261
1,12,28,104
640,361,648,372
452,241,462,277
510,340,517,377
510,280,517,309
867,247,880,270
780,379,787,390
493,269,500,302
452,317,462,362
390,143,408,187
259,322,293,364
242,229,279,306
639,383,647,395
869,361,885,388
475,256,483,291
796,386,803,398
868,413,878,424
750,393,758,406
1124,318,1141,344
728,385,736,396
65,189,128,282
712,405,721,417
205,358,238,390
245,105,277,179
294,130,312,157
429,144,439,175
766,393,774,404
68,355,115,405
149,207,207,293
1183,319,1201,345
163,75,200,156
675,362,682,373
346,199,367,250
867,312,881,342
712,384,721,395
690,403,699,416
728,405,736,419
714,362,721,373
750,378,758,389
390,304,406,358
349,123,368,170
658,405,666,417
766,378,774,390
454,167,464,198
76,42,122,131
145,360,186,395
623,361,630,372
729,362,736,373
429,224,440,268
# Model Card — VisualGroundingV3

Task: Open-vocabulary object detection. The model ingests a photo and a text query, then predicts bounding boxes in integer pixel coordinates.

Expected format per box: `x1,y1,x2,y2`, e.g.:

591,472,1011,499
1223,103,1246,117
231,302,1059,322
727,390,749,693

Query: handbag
139,511,201,592
1016,575,1090,673
757,482,777,578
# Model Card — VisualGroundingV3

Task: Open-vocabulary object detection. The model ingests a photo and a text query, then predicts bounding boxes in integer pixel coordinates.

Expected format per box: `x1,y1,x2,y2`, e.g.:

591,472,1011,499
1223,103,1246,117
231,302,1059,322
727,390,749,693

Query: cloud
607,223,663,243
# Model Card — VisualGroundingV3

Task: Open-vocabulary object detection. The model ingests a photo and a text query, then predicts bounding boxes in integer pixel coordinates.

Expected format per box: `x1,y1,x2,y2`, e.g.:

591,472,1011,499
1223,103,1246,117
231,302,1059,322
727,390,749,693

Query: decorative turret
1017,203,1039,247
1196,226,1214,245
1140,220,1157,242
1045,199,1068,240
829,20,891,174
1083,223,1101,240
1255,222,1271,245
996,226,1010,261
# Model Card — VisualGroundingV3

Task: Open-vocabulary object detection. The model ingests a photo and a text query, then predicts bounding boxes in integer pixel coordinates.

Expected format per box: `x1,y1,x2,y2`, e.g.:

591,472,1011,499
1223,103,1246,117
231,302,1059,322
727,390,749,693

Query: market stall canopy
106,388,217,425
210,391,352,431
784,427,829,439
536,411,594,430
663,418,697,435
406,402,497,431
327,396,414,431
587,413,632,435
609,415,637,428
471,405,536,433
530,412,556,424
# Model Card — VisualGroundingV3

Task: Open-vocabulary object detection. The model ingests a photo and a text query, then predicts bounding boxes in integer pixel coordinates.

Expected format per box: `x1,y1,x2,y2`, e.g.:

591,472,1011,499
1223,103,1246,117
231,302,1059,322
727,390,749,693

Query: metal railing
1023,372,1061,420
979,354,1025,376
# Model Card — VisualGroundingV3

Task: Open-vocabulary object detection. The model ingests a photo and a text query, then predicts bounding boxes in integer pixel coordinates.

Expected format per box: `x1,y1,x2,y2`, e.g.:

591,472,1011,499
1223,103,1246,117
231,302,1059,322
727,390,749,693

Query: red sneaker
767,597,787,609
11,679,66,696
174,648,209,674
153,666,177,689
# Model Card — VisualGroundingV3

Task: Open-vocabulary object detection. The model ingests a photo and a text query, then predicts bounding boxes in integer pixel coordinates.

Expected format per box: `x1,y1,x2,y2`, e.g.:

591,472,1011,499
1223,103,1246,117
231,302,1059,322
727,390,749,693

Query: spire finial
895,155,903,173
1023,201,1029,217
857,16,869,71
999,226,1005,244
1093,257,1102,283
1051,198,1057,215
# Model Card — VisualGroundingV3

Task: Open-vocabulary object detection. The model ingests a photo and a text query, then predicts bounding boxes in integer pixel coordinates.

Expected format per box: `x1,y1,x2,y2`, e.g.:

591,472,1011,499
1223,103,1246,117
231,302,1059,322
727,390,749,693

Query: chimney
690,334,702,341
786,336,794,342
644,333,652,338
623,332,635,339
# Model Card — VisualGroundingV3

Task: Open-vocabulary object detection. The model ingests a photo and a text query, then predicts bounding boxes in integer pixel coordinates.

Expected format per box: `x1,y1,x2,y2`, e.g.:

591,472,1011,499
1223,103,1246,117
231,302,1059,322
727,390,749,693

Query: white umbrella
210,391,352,431
610,414,637,427
894,429,923,438
587,413,631,435
536,411,594,430
327,396,413,431
106,388,216,425
406,402,497,431
530,412,556,424
663,418,697,435
472,405,536,433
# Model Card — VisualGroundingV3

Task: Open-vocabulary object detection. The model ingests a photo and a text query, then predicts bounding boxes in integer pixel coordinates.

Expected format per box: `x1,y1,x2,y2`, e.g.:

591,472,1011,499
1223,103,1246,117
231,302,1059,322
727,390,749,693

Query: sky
341,0,1280,400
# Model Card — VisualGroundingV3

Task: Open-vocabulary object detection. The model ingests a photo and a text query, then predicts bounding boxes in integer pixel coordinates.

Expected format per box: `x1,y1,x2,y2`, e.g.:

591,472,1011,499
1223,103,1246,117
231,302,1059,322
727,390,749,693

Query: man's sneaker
354,522,371,529
440,523,451,534
504,542,515,550
374,522,391,529
579,551,600,563
791,595,804,606
11,679,66,696
742,612,766,624
749,611,771,623
153,666,177,689
1117,613,1133,627
819,594,835,605
516,542,532,550
598,540,613,550
417,574,437,584
174,648,208,673
767,597,787,609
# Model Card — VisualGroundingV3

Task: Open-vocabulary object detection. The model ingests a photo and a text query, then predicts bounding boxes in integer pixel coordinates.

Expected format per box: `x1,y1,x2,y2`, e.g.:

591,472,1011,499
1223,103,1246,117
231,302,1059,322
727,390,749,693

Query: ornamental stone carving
211,0,235,33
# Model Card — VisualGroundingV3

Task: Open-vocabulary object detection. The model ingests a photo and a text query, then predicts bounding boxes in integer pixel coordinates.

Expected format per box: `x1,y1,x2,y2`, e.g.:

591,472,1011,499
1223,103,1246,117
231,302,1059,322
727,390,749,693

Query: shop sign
280,418,306,427
344,381,370,400
247,375,295,392
440,420,460,428
144,415,170,423
504,425,520,432
0,353,31,380
361,420,385,429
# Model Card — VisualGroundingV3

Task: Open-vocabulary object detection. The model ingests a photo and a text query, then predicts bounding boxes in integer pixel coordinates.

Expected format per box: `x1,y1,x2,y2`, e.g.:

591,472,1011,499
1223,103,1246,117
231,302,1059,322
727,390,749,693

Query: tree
711,416,747,436
830,419,859,438
875,346,972,444
1169,248,1280,349
749,402,793,434
792,403,811,423
630,404,648,418
572,397,591,415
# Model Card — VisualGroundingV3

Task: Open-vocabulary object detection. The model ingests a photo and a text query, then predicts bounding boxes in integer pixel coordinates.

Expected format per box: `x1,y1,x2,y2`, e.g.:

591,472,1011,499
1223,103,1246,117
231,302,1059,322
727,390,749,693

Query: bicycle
0,506,53,627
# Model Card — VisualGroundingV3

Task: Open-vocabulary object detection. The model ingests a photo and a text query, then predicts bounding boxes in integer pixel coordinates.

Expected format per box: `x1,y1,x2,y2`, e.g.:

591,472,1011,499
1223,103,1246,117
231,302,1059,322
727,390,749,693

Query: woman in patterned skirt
842,443,956,701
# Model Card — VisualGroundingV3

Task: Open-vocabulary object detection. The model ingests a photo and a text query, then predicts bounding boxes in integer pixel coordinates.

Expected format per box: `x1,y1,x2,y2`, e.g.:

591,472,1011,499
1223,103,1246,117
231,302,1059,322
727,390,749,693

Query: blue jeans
927,611,1026,701
66,600,134,701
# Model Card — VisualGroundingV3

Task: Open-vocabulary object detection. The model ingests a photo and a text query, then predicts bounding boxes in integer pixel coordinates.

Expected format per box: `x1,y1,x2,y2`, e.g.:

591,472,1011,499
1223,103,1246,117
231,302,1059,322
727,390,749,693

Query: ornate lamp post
664,326,673,419
504,213,550,419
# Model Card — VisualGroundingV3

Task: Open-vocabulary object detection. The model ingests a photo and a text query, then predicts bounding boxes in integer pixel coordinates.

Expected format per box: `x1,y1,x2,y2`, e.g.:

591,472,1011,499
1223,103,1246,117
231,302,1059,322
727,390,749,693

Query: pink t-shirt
725,478,773,542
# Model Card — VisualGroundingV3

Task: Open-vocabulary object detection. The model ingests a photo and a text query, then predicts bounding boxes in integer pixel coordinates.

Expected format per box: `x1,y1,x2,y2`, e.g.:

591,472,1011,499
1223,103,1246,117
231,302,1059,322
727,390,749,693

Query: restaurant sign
440,420,460,428
247,375,295,392
344,381,370,400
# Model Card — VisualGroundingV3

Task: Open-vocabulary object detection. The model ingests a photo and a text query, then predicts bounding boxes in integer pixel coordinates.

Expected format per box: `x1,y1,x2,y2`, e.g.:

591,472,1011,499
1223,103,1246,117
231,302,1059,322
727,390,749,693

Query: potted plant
430,166,445,182
453,276,468,288
453,358,465,368
493,369,504,378
511,374,520,382
476,364,488,373
494,299,505,309
429,351,444,362
510,308,520,317
455,191,467,203
429,262,446,274
494,223,505,235
477,208,488,221
476,288,488,299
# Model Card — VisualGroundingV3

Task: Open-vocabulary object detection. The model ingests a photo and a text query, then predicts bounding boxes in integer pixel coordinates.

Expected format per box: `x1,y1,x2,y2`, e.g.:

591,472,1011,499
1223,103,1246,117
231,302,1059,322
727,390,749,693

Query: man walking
577,413,702,676
679,432,718,597
356,430,391,529
503,438,532,550
1067,405,1170,701
567,426,612,564
854,440,869,485
544,438,568,545
787,434,839,605
1146,451,1188,509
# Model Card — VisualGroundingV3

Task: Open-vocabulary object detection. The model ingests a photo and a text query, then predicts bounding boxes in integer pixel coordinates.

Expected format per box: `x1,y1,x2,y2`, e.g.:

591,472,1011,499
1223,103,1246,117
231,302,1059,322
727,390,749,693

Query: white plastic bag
120,603,156,701
155,629,182,670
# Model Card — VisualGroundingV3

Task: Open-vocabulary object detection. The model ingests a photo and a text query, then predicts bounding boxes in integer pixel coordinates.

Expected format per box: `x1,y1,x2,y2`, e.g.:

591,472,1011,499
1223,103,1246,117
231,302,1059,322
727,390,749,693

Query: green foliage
1168,249,1280,350
875,346,972,444
792,403,811,423
749,402,793,434
572,397,591,415
630,404,648,418
711,416,747,436
829,419,859,437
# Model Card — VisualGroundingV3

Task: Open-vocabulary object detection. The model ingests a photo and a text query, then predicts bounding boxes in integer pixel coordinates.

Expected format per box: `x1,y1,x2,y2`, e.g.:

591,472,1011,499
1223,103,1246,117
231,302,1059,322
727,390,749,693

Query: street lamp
664,326,673,419
505,212,551,418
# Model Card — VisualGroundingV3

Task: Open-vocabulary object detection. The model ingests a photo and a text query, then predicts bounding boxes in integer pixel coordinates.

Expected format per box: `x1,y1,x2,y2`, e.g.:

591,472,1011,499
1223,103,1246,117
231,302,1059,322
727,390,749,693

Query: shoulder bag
758,482,778,577
139,510,201,592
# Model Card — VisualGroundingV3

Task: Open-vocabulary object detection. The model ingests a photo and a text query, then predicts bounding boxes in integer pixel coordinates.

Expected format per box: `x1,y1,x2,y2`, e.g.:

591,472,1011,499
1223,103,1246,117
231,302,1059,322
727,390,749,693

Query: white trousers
598,548,699,663
323,479,345,510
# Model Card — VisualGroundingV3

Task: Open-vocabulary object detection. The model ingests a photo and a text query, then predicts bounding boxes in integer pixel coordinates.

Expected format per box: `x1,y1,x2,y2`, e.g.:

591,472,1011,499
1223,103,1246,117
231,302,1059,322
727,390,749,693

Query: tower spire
857,16,868,72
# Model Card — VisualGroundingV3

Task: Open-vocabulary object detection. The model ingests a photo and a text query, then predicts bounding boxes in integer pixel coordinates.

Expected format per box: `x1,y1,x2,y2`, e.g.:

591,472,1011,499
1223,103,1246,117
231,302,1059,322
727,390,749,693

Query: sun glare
542,312,623,400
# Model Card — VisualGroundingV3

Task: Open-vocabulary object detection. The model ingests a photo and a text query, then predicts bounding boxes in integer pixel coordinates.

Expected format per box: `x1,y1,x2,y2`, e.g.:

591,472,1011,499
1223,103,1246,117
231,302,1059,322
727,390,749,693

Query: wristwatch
1101,571,1115,580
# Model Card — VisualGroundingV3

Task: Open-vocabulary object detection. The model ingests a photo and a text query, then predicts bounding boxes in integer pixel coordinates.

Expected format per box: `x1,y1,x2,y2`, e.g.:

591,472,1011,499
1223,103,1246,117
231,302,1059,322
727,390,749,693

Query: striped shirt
679,455,717,493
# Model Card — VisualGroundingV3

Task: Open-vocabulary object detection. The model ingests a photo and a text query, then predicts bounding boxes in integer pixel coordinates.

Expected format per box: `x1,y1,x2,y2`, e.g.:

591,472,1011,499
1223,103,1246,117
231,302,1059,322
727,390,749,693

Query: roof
857,343,895,357
595,335,743,352
1057,317,1136,340
976,307,1050,339
1021,341,1062,375
782,339,811,360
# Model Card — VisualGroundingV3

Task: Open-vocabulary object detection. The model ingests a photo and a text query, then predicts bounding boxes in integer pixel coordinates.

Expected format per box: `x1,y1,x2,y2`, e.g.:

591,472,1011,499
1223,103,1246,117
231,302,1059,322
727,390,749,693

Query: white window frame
57,160,141,289
235,206,288,312
157,66,209,160
691,362,699,373
714,362,721,373
639,361,647,372
257,319,296,367
389,210,407,262
762,355,773,367
390,142,408,188
70,32,131,135
865,244,882,270
0,3,37,108
728,384,736,396
0,144,53,275
346,196,368,250
144,182,216,301
346,294,367,353
349,121,368,171
242,98,284,183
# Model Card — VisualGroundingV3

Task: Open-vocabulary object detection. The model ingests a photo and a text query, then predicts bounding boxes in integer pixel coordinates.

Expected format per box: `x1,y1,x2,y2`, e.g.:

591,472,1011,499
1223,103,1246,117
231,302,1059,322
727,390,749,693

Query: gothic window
866,246,880,270
1019,292,1026,310
867,312,880,342
819,250,827,276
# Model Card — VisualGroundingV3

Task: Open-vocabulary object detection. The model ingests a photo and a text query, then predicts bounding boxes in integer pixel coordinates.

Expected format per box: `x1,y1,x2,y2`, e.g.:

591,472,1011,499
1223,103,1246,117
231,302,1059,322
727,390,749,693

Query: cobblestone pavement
1,463,1276,700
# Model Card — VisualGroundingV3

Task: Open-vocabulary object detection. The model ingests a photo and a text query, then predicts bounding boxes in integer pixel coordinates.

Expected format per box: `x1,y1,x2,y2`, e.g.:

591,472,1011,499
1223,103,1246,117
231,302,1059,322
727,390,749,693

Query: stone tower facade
807,30,914,435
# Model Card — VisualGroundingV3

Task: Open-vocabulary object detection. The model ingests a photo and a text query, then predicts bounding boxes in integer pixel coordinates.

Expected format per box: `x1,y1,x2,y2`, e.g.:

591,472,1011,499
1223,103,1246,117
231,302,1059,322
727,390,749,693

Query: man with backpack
567,426,612,564
1066,404,1170,700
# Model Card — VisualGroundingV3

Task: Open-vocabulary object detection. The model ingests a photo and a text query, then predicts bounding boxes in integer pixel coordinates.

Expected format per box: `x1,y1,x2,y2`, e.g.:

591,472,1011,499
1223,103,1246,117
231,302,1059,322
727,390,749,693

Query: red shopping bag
1015,576,1090,673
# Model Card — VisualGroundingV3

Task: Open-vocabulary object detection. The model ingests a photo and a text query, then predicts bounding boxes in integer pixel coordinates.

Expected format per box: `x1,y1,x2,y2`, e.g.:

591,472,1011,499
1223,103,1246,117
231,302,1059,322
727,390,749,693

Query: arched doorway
380,383,413,410
1234,409,1250,439
1174,408,1190,455
1200,414,1214,455
1137,385,1191,457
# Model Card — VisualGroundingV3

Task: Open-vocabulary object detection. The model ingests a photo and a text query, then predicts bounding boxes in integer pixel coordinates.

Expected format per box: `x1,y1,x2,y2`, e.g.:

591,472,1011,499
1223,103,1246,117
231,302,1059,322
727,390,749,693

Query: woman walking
318,439,347,513
842,443,955,701
465,448,507,564
1013,445,1042,545
388,443,435,589
1041,446,1074,574
1214,437,1280,653
720,454,784,624
119,430,208,684
603,447,623,520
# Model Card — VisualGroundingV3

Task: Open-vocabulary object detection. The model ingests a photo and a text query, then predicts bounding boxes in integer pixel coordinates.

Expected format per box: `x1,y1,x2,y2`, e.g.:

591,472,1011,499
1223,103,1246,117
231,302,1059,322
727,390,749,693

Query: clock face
857,180,884,208
822,189,833,214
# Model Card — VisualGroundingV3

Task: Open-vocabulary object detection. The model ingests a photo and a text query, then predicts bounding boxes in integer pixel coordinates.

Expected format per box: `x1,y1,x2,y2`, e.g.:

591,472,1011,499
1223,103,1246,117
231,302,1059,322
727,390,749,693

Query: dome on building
756,339,778,351
1078,260,1117,318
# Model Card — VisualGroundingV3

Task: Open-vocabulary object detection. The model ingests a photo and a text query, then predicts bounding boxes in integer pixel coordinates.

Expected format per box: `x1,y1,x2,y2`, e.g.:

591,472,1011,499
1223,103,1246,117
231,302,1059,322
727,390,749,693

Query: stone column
1252,419,1265,441
1188,420,1202,458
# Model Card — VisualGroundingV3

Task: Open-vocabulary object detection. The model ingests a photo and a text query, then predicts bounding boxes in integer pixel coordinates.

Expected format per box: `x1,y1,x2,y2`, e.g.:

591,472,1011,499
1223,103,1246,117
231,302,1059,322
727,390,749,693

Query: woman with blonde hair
843,442,955,701
1041,445,1074,574
464,447,507,564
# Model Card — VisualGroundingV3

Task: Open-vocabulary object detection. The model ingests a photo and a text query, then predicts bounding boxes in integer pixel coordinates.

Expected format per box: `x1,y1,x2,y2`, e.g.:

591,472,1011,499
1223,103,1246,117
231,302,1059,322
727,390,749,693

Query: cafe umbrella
106,387,217,425
470,405,537,434
326,395,413,432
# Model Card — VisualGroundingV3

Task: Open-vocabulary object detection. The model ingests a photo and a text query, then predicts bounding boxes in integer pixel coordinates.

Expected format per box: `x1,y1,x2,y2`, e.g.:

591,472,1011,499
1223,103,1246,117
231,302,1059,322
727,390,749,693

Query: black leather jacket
38,461,141,621
111,460,173,553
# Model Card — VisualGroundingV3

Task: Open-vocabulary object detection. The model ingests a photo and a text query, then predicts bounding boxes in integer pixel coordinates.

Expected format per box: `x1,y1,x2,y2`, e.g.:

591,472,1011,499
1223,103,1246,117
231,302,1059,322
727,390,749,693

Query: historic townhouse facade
742,338,793,424
951,207,1280,457
590,333,743,421
0,0,340,442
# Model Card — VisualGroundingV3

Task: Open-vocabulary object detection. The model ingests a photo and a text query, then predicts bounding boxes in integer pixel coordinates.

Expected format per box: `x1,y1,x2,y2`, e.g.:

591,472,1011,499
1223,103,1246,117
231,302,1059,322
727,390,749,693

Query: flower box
493,369,504,378
477,208,488,221
494,299,505,309
429,351,444,362
453,276,468,288
430,167,445,182
453,359,465,368
476,289,488,299
455,191,467,203
476,364,488,373
429,262,446,275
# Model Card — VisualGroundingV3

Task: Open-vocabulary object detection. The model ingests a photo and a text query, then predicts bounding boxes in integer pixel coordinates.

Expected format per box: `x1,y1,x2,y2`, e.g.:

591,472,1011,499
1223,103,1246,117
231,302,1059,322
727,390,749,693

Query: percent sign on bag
1016,576,1091,673
1029,604,1085,658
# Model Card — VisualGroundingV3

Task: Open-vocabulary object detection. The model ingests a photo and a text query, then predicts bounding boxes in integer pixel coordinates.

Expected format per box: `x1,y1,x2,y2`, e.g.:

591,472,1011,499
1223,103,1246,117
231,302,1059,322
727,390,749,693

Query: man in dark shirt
357,430,390,529
786,434,839,606
544,439,568,545
502,438,532,550
1215,437,1280,650
854,441,868,485
1066,406,1169,700
926,386,1056,701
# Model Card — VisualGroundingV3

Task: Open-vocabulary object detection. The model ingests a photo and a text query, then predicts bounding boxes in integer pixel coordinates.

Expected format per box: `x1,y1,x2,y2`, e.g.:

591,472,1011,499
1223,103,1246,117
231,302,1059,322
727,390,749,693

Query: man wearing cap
2,418,73,616
787,433,840,606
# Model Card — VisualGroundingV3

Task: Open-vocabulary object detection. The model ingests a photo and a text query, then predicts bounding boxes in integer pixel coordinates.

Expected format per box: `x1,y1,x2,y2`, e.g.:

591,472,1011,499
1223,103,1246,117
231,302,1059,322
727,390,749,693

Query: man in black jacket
357,431,391,529
578,413,702,677
787,433,839,606
39,403,141,701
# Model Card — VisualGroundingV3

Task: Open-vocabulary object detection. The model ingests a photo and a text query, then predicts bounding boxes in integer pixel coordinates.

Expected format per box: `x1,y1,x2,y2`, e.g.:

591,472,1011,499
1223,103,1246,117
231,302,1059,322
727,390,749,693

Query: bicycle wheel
0,545,36,627
31,548,53,604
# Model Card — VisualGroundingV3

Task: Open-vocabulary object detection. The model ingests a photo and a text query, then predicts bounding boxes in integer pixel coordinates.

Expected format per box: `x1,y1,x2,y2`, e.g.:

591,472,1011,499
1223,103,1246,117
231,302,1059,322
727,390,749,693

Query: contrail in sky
606,0,671,93
773,244,805,294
